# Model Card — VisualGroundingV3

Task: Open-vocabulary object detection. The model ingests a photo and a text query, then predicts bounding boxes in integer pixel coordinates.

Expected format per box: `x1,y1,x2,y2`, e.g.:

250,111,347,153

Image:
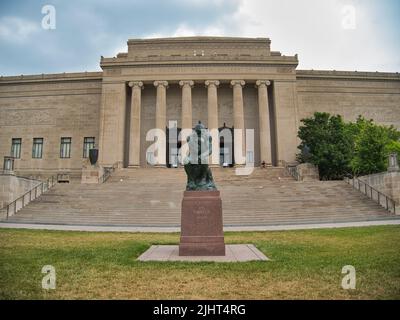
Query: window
83,137,95,158
11,138,22,159
60,137,71,158
32,138,43,159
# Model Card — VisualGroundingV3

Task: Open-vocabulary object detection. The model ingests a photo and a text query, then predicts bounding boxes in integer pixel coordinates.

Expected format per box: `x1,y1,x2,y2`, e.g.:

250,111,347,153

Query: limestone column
230,80,246,165
206,80,220,166
179,81,194,165
179,80,194,131
154,81,168,166
154,81,168,131
128,81,143,167
256,80,272,165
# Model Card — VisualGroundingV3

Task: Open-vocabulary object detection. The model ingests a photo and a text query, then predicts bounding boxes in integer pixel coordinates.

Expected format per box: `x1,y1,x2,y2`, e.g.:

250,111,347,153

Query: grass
0,226,399,299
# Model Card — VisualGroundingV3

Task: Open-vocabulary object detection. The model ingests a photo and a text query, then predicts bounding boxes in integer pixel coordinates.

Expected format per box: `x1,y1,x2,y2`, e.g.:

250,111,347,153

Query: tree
297,112,353,180
297,113,400,180
350,117,400,176
385,140,400,161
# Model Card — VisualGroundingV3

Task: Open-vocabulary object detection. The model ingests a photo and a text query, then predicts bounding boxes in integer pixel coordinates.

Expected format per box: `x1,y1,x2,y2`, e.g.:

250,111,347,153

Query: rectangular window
83,137,95,158
60,137,71,158
32,138,43,159
11,138,22,159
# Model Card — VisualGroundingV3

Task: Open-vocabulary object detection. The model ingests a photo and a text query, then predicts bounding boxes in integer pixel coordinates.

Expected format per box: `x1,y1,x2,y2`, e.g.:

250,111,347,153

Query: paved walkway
138,244,269,262
1,219,399,233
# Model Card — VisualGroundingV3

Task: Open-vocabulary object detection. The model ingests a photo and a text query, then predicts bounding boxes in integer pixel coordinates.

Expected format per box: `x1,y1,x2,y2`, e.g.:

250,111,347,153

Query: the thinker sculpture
180,121,225,256
184,121,217,191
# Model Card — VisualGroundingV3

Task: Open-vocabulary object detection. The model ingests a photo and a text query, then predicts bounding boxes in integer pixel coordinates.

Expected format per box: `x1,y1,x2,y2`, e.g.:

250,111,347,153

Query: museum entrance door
219,124,234,167
166,126,181,168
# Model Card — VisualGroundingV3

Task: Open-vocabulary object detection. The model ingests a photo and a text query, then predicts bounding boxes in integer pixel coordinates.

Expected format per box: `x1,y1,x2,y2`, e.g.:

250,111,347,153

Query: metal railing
3,175,57,219
99,162,118,183
282,160,299,181
345,177,397,215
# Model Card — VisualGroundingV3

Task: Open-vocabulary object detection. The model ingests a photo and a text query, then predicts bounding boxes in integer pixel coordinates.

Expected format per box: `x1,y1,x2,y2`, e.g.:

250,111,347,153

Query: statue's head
194,121,206,135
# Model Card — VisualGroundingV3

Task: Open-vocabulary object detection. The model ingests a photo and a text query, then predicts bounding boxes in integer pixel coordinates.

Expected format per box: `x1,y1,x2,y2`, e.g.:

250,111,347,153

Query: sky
0,0,399,76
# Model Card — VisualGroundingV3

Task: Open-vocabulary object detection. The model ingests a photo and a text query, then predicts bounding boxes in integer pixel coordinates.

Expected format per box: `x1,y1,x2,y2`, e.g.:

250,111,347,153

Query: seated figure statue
184,122,217,191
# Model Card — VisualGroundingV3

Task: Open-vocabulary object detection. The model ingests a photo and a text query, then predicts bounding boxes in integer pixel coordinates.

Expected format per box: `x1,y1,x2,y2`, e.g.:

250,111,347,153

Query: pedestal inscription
179,190,225,256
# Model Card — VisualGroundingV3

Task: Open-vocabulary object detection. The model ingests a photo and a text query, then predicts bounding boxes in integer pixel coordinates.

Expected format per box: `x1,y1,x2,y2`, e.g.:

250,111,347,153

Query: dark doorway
166,126,181,168
219,124,234,167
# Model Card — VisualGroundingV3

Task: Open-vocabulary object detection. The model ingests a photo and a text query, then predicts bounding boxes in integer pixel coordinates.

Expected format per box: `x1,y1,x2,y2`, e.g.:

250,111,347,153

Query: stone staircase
3,167,397,227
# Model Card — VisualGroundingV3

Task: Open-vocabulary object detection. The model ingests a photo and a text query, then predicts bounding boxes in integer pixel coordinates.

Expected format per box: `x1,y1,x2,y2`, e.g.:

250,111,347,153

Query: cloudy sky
0,0,399,76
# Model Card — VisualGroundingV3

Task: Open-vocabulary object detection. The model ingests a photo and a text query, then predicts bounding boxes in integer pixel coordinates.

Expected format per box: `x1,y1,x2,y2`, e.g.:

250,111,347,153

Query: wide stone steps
4,167,397,226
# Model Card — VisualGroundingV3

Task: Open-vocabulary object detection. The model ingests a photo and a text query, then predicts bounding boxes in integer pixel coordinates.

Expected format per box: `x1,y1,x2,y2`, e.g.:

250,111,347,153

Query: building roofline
127,36,271,45
0,71,103,84
297,69,400,81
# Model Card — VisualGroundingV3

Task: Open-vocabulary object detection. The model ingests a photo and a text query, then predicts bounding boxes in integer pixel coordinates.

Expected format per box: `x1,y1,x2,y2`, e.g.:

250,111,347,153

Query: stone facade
0,37,399,176
0,72,102,178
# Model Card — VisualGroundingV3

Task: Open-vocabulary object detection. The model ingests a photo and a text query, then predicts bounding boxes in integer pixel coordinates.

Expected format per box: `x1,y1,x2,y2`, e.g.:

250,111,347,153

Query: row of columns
128,80,272,167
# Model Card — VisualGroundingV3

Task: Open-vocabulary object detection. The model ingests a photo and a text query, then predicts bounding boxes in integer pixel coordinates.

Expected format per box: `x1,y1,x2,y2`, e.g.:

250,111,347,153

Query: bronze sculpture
184,122,217,191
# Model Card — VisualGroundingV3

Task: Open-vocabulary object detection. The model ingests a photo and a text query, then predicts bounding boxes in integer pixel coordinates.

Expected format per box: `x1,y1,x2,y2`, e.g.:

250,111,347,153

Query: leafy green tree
297,113,400,180
385,140,400,161
350,117,400,175
297,112,353,180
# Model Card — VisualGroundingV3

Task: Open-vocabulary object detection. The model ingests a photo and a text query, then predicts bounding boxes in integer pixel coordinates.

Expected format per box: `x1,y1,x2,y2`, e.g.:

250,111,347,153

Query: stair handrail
2,175,57,219
344,176,397,215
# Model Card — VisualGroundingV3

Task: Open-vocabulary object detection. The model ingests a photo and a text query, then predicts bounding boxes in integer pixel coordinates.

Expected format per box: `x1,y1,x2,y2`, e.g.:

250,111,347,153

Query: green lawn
0,226,399,299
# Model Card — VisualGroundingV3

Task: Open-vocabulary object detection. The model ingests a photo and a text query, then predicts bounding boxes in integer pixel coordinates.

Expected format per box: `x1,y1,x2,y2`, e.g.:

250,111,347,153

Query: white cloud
228,0,400,71
145,0,399,72
0,16,40,43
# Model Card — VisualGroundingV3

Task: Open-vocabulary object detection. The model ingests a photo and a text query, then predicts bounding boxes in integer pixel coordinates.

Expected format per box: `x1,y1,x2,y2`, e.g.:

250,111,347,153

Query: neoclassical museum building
1,37,399,177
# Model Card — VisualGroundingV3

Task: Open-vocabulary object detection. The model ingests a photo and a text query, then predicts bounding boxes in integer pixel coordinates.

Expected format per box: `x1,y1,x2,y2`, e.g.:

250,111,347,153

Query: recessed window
11,138,22,159
32,138,43,159
60,137,72,158
83,137,95,158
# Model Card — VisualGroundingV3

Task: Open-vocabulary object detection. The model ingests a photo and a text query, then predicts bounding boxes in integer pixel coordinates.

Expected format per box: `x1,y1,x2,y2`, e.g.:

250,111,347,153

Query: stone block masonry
1,37,399,175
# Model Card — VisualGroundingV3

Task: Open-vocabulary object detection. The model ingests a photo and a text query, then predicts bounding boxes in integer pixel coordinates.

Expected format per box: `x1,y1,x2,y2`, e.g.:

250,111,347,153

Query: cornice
296,70,400,82
0,71,103,85
127,36,271,46
100,55,298,67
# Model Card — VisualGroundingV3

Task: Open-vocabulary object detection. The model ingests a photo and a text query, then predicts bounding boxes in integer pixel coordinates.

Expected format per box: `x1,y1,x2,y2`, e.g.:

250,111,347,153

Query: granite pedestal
179,190,225,256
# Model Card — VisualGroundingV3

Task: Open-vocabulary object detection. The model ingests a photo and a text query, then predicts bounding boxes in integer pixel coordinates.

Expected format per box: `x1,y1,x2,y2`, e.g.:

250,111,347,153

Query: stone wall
296,70,400,130
359,172,400,205
0,174,41,217
0,72,103,178
296,163,319,181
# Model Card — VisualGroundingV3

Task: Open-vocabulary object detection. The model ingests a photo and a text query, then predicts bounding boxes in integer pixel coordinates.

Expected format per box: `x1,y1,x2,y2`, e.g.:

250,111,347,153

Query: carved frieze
0,107,55,126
